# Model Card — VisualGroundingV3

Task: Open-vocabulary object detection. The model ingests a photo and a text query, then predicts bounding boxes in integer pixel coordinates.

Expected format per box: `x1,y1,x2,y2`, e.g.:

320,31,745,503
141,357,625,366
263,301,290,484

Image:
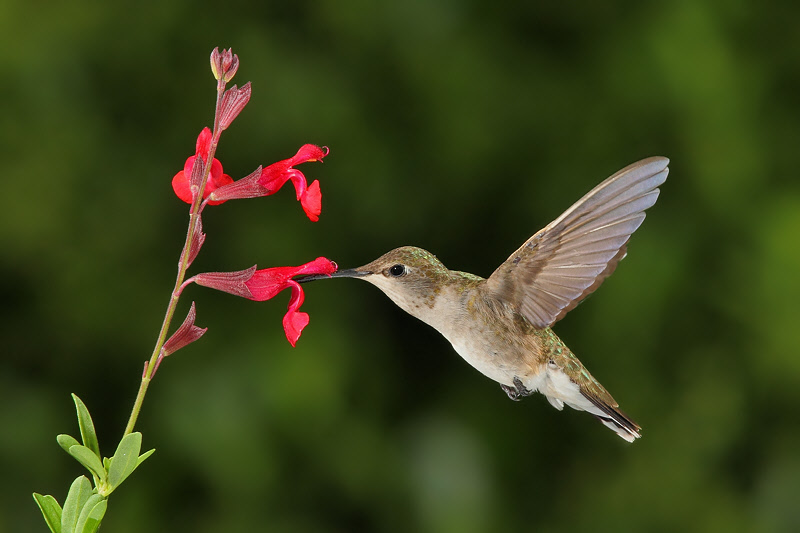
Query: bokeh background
3,1,799,531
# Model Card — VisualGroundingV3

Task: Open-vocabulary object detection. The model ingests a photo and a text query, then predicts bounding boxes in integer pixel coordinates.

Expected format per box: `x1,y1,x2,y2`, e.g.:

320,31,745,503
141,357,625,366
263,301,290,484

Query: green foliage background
3,1,799,531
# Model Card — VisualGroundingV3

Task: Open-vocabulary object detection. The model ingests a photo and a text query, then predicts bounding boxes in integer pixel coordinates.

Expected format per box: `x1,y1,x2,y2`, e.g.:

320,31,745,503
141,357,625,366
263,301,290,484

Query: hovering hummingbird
301,157,668,442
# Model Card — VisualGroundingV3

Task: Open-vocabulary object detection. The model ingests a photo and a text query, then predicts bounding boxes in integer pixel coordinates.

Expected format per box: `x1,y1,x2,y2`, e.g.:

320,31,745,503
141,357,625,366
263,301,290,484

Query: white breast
447,335,521,386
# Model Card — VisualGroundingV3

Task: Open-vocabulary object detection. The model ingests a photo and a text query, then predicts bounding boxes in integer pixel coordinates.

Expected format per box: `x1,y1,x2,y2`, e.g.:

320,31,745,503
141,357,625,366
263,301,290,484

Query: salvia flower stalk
33,47,336,533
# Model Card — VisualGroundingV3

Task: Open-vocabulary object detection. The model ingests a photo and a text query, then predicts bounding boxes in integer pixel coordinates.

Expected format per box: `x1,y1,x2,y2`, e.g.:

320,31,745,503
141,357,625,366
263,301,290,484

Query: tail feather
583,392,641,442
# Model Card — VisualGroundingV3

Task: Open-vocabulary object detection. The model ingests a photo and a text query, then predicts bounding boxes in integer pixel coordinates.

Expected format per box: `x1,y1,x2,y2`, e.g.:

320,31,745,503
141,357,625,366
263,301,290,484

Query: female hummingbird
301,157,668,442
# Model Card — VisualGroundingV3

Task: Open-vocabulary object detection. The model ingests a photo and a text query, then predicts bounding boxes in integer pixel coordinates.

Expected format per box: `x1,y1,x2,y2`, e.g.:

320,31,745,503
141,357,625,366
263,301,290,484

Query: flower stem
121,78,228,438
123,376,150,435
121,283,186,435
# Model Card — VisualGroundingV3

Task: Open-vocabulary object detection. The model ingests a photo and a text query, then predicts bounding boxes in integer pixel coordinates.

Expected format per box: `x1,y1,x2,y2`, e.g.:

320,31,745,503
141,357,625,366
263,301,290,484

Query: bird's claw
502,377,533,401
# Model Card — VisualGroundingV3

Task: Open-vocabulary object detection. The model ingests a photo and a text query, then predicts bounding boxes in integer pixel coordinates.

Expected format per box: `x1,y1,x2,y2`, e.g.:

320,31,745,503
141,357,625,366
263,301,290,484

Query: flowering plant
32,48,336,533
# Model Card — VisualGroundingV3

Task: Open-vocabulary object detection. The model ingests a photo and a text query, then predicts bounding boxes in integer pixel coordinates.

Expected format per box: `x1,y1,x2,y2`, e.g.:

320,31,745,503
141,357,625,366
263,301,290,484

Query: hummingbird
301,157,668,442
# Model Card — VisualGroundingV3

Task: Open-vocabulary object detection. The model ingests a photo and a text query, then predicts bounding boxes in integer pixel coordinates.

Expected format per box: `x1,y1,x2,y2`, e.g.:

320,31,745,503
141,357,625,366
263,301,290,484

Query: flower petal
195,127,213,160
183,155,197,178
258,145,328,195
283,311,309,347
243,269,289,301
282,281,309,346
300,180,322,222
174,154,233,205
205,164,234,206
289,144,329,166
209,158,222,183
171,171,193,204
244,257,337,301
289,256,338,277
283,169,306,201
259,162,293,193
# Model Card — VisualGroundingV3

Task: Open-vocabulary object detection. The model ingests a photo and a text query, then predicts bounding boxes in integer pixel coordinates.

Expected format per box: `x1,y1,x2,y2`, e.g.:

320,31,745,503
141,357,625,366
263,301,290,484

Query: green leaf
57,434,81,454
33,493,62,533
74,494,106,533
71,394,101,458
67,445,107,483
61,476,92,533
137,448,156,468
107,432,142,490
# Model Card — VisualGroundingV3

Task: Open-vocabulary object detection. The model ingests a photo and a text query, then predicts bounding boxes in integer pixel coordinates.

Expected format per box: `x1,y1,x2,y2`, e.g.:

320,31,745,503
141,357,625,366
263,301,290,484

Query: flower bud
151,302,207,377
162,302,207,358
217,83,252,131
186,215,206,266
210,47,239,82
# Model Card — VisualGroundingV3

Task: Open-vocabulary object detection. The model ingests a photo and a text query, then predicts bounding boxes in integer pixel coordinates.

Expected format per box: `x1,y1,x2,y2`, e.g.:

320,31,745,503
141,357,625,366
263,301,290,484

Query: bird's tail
582,392,641,442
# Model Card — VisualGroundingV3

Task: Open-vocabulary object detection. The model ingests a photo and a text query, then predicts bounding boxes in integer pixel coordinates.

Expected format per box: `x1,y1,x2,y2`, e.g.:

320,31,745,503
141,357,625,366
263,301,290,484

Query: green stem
123,377,150,435
122,79,228,438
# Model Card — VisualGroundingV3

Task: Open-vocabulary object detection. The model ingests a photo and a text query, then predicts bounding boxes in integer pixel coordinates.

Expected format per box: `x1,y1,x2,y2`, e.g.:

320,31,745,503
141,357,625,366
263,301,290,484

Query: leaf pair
34,476,106,533
33,394,155,533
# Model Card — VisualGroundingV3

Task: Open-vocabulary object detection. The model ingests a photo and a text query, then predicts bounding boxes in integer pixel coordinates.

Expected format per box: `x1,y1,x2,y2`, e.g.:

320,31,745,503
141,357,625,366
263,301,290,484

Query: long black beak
297,268,371,284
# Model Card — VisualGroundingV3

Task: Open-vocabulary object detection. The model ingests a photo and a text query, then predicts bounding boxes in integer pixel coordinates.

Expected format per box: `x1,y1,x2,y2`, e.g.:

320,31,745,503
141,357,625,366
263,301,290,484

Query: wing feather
485,157,668,328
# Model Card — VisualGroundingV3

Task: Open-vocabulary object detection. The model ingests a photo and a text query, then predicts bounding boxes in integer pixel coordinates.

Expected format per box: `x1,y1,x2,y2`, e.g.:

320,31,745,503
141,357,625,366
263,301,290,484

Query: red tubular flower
208,144,328,221
190,257,337,346
260,144,328,221
172,128,234,205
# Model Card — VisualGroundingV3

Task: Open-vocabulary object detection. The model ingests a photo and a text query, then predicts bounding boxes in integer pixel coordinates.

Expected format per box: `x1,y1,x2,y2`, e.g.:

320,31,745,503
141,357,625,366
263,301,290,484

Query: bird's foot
501,384,520,401
502,377,533,401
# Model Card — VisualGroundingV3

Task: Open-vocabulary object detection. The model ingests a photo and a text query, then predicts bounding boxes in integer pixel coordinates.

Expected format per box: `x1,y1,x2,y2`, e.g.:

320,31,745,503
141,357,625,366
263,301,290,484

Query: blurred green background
2,1,799,531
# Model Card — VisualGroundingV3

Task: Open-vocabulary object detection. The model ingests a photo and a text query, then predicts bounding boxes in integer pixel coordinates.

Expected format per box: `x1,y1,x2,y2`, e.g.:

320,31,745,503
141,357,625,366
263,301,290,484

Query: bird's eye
388,264,406,277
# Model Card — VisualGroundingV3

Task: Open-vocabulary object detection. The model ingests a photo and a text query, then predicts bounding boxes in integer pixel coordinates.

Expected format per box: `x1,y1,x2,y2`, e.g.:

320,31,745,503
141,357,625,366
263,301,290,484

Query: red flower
190,257,337,346
208,144,328,221
172,128,234,205
260,144,328,221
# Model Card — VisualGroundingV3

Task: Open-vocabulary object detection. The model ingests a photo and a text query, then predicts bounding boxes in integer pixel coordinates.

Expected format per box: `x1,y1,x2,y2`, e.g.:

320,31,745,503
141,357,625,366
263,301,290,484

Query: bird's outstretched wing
484,157,669,329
